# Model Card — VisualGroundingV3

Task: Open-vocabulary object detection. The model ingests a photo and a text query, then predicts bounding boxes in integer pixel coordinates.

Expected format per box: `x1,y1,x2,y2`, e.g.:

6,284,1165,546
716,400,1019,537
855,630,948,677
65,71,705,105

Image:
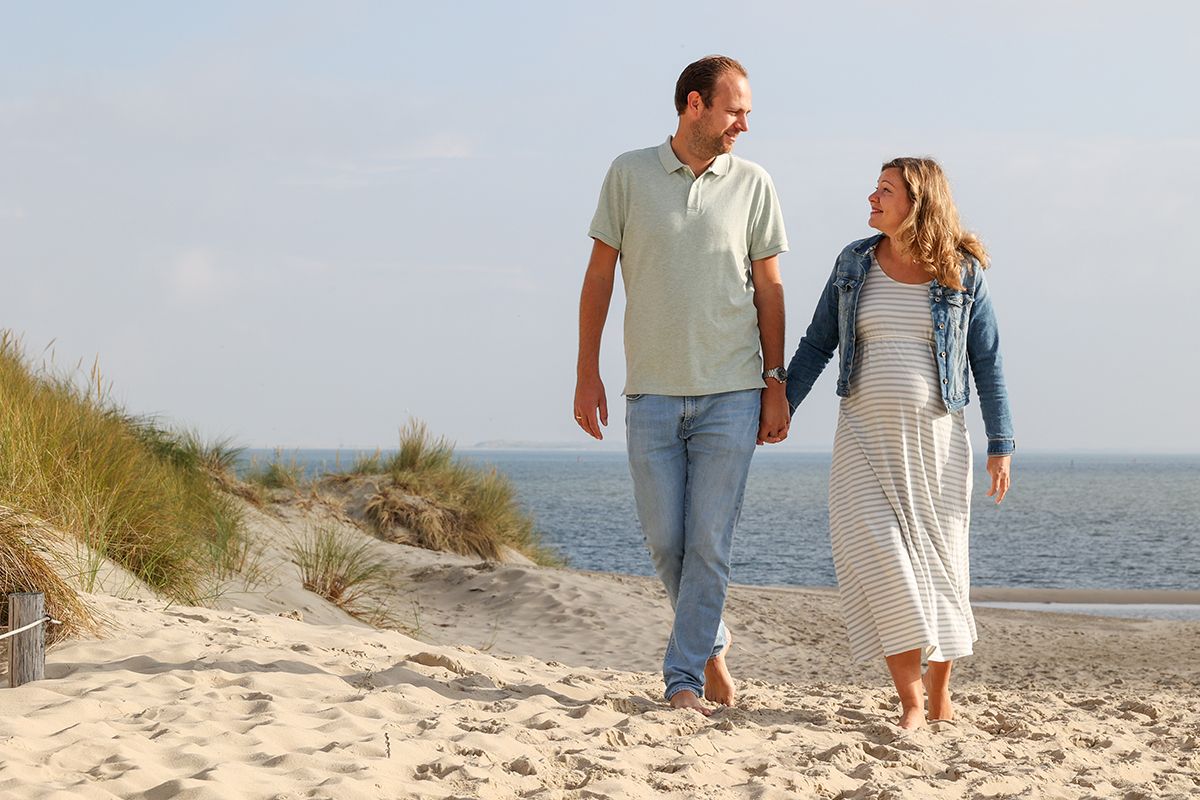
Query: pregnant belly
846,338,943,414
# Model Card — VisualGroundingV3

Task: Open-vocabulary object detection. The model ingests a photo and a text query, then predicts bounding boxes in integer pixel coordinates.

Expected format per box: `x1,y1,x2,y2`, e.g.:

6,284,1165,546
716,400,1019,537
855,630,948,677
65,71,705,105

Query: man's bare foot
897,706,926,730
704,632,736,706
922,669,953,721
669,690,712,716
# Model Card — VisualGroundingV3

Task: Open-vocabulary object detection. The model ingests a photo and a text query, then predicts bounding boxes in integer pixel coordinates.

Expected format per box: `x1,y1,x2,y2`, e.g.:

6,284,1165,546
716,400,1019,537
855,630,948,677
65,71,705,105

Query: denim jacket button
940,351,947,357
942,378,948,384
938,323,945,329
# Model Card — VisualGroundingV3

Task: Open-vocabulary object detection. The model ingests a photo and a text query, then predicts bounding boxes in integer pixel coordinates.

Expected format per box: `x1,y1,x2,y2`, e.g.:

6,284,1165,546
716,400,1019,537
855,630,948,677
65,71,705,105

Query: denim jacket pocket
942,291,974,309
944,292,973,333
834,276,859,329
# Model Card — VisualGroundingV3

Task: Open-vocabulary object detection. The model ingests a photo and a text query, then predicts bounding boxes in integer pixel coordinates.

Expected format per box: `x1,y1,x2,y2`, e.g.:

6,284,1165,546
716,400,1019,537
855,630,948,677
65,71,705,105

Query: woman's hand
758,383,790,445
986,455,1011,504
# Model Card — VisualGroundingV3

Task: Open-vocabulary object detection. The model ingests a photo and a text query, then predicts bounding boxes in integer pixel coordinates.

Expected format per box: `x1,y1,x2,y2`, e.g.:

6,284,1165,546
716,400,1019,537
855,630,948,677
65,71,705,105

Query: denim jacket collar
841,233,979,295
851,233,884,258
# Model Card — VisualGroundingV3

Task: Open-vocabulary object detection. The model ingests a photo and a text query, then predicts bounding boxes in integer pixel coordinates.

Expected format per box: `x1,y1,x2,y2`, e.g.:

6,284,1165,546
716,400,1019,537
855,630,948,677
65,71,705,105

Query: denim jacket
786,234,1015,456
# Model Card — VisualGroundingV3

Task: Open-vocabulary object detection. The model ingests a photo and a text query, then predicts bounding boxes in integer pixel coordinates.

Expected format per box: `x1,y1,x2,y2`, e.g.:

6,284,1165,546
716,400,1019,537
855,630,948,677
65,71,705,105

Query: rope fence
0,616,62,642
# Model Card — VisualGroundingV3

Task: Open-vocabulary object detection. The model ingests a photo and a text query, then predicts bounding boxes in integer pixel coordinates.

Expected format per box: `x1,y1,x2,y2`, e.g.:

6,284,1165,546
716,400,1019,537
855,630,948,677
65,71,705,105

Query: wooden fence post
7,592,46,688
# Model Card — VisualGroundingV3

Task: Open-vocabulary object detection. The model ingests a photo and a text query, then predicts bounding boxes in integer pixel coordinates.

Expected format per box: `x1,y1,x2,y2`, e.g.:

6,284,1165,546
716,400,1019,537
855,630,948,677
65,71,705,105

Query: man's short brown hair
673,55,747,116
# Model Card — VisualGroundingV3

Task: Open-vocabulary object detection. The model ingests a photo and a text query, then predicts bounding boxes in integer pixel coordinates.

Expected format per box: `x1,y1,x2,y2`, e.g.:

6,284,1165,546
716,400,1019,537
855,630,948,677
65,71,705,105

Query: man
573,55,789,716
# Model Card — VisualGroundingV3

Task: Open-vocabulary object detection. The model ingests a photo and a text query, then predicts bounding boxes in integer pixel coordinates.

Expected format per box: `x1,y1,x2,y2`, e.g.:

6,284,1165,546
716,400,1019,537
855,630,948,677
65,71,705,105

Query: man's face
689,72,751,159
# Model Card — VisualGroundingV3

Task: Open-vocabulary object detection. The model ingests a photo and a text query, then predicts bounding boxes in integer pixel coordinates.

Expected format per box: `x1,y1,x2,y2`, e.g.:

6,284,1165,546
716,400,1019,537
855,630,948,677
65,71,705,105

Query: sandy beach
2,498,1199,800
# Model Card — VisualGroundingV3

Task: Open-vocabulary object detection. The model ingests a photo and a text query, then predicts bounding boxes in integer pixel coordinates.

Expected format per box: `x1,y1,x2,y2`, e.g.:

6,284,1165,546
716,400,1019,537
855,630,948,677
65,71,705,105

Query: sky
2,1,1198,453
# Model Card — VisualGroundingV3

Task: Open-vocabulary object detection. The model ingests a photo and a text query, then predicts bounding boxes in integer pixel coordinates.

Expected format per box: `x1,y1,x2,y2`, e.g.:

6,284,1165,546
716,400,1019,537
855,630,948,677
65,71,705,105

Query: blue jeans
625,389,760,700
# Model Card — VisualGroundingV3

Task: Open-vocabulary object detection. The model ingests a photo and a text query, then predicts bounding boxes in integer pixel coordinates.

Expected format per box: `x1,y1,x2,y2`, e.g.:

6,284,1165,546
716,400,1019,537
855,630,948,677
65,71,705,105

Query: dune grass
349,450,383,475
0,507,96,643
0,332,251,604
287,525,397,627
360,420,560,566
243,450,305,491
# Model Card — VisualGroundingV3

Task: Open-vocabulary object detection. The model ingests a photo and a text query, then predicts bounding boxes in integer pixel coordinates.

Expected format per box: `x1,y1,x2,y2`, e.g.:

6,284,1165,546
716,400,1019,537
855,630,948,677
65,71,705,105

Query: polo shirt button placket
687,175,703,214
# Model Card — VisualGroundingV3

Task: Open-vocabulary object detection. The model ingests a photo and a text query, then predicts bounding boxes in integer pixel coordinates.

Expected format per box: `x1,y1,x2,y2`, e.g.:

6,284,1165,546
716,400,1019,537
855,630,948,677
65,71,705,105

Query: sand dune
2,499,1198,799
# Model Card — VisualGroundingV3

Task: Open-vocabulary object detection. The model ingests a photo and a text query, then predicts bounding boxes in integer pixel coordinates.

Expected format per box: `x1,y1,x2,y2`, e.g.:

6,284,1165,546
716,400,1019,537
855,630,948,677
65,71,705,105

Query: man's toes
704,687,736,705
669,691,712,716
703,662,737,705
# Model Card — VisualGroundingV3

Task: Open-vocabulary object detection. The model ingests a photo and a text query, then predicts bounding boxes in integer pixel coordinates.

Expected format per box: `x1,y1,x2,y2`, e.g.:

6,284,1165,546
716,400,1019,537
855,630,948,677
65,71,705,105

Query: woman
786,157,1014,730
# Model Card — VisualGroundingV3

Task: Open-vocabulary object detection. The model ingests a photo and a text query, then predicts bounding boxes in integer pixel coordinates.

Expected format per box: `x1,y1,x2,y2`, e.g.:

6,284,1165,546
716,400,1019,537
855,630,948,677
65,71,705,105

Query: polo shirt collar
658,137,684,173
658,136,731,176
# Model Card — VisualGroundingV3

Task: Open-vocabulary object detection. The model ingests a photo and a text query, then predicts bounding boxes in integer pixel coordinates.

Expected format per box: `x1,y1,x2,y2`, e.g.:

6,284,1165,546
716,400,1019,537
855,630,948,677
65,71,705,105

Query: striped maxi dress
829,253,977,663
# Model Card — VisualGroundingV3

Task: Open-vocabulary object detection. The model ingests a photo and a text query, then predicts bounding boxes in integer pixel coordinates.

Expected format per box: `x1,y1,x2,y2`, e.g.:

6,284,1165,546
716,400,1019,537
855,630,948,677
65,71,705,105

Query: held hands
986,455,1012,504
758,384,790,445
573,373,608,440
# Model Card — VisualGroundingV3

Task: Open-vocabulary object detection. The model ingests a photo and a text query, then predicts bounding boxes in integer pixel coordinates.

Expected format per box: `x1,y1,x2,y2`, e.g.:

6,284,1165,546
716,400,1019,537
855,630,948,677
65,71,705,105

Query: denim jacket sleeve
966,269,1016,456
785,265,840,415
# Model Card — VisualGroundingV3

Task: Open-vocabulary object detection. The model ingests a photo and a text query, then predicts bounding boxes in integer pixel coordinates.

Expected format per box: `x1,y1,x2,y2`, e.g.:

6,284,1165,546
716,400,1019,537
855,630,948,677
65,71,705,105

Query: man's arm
574,239,619,440
751,255,788,445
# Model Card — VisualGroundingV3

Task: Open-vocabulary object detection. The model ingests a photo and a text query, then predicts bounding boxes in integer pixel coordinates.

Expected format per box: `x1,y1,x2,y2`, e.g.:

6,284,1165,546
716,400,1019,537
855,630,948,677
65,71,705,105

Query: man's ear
687,90,704,116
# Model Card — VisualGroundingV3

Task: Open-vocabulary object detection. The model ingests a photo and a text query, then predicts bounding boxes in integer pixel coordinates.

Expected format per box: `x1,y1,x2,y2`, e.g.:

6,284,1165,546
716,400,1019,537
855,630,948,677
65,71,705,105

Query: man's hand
757,383,789,445
574,372,608,440
750,255,786,445
986,454,1011,504
575,240,618,441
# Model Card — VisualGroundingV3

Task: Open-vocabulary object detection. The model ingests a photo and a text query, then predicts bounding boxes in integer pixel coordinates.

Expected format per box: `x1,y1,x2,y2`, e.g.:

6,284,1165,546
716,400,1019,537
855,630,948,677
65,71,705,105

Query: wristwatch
762,366,787,384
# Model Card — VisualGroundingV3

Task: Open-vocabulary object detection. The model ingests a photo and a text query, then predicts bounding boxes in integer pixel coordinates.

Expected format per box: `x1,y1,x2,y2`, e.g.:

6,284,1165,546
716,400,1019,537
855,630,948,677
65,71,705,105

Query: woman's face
868,168,912,235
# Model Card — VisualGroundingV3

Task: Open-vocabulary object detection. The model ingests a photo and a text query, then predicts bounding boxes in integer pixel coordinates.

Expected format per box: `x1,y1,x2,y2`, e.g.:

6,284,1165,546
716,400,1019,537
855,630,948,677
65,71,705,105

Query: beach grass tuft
389,420,455,474
0,332,253,604
244,450,305,491
287,525,397,627
349,450,384,475
355,419,561,566
0,507,97,643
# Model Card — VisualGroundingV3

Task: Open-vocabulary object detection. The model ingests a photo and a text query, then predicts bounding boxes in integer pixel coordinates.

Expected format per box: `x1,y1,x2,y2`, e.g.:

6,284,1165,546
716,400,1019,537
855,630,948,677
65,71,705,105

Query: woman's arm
966,269,1015,457
785,265,841,414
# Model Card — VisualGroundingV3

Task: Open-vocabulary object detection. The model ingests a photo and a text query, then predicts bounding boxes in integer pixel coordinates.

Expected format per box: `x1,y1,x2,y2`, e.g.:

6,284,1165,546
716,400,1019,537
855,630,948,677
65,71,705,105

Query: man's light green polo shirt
589,137,789,397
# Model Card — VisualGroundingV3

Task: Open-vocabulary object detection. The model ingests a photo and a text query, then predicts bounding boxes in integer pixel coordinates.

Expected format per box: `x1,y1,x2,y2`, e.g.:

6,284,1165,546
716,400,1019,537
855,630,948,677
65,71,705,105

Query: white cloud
169,250,233,301
285,135,478,189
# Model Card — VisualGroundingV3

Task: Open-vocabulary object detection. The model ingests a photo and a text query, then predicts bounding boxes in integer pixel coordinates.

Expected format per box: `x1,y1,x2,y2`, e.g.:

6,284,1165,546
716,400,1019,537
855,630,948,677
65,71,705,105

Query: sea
243,449,1200,602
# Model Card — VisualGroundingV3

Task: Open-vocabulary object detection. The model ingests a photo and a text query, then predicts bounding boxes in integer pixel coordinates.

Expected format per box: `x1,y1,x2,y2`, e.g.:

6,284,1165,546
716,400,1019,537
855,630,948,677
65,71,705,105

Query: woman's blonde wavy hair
882,157,988,290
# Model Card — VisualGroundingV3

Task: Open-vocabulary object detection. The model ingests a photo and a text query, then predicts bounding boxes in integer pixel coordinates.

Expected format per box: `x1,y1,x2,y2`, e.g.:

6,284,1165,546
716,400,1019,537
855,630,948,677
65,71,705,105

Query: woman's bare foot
898,706,926,730
669,690,712,716
923,662,954,721
926,688,953,720
885,648,927,730
703,633,736,706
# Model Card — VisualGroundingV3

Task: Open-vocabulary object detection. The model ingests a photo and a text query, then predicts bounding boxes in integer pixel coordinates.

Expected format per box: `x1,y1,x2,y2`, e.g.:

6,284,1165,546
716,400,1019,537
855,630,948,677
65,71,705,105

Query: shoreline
640,576,1200,606
968,586,1200,604
580,570,1200,622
